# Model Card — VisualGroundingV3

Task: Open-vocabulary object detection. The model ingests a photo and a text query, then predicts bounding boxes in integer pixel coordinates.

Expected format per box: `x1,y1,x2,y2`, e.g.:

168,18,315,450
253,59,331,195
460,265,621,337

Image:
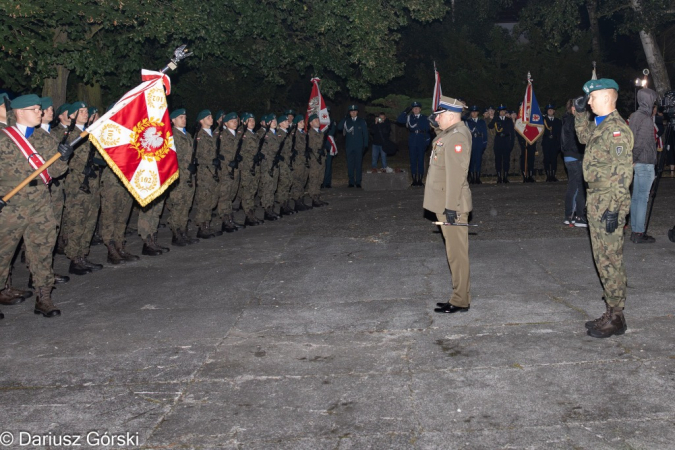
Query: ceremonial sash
2,126,52,185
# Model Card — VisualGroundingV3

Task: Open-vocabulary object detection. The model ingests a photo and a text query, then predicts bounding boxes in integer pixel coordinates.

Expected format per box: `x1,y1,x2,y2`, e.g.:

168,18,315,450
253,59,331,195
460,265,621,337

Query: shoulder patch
455,144,462,153
616,146,623,156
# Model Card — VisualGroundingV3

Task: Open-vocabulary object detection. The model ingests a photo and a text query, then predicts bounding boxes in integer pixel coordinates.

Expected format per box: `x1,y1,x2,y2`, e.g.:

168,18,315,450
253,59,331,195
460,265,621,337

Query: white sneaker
385,167,394,173
563,218,571,225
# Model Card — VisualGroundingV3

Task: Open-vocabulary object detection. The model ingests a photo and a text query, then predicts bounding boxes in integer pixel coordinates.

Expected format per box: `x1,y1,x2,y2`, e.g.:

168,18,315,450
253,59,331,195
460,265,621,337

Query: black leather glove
444,209,458,224
601,209,619,233
187,162,197,174
227,160,237,169
236,154,243,162
58,143,74,161
404,106,412,114
92,156,107,167
212,158,222,169
574,95,588,113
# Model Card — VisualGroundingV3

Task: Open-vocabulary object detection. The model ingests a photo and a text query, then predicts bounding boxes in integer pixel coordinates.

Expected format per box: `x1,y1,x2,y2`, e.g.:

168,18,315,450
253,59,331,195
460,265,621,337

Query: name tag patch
455,145,462,153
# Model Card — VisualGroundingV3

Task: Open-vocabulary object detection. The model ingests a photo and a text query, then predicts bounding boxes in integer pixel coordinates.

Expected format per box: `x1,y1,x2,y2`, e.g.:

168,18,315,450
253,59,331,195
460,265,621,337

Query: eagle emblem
141,127,164,150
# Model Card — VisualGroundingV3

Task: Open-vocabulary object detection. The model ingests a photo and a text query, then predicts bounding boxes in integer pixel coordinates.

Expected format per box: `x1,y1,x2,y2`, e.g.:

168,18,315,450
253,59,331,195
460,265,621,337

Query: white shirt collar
41,123,50,133
76,123,85,131
229,128,236,136
203,128,212,137
16,123,29,135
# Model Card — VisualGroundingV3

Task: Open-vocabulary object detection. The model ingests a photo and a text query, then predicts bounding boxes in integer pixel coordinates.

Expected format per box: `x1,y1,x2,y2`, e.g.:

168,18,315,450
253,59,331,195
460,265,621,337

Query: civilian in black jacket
543,104,563,181
561,99,586,226
371,112,392,170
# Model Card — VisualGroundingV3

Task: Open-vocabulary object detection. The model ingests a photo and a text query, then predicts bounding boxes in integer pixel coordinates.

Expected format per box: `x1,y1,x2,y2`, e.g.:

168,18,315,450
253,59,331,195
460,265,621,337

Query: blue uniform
488,115,515,176
322,120,337,187
397,112,430,177
465,117,488,174
337,116,368,186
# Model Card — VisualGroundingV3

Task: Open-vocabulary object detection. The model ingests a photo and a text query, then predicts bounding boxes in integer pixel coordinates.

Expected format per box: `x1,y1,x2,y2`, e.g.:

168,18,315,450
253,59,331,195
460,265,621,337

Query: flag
515,74,544,145
86,69,179,207
591,61,598,80
306,77,337,155
432,63,442,111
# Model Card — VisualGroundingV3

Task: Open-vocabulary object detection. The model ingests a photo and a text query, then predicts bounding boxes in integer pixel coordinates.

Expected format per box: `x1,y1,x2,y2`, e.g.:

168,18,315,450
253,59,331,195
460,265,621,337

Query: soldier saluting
574,79,634,338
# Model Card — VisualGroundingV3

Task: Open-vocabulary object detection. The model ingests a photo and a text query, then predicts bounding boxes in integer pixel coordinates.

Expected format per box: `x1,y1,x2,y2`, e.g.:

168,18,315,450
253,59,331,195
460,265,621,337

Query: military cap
170,108,186,119
55,103,70,116
348,104,358,111
196,109,212,122
284,109,296,116
434,96,466,113
241,112,255,122
277,114,289,124
67,101,87,115
469,105,480,112
292,115,304,125
267,114,278,123
0,92,9,102
496,104,507,111
583,78,619,94
88,106,99,117
308,113,320,123
223,112,238,122
214,110,225,121
11,94,42,110
545,103,556,110
39,97,53,110
411,101,422,108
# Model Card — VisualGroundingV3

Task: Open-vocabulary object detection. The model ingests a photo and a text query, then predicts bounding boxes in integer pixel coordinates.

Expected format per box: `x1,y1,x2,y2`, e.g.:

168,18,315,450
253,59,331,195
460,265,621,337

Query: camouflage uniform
0,126,67,289
138,195,166,239
307,127,325,203
213,127,242,227
99,168,133,244
275,127,294,207
575,110,634,308
259,129,281,212
166,127,196,234
290,128,309,205
36,126,67,225
192,128,219,225
239,128,262,216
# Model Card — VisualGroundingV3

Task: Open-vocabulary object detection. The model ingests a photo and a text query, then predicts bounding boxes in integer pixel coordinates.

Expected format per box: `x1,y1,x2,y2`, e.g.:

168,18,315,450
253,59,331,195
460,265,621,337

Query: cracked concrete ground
1,179,675,449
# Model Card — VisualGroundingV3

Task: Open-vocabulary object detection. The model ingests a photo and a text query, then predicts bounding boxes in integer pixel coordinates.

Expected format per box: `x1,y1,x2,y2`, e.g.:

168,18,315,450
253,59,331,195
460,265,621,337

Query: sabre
433,222,479,227
0,45,193,212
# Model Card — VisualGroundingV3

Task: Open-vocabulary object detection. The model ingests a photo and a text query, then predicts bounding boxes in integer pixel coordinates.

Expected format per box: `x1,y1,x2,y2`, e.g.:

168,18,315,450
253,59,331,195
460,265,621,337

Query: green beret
170,108,186,119
292,115,304,125
11,94,42,110
55,103,70,116
348,104,358,111
583,78,619,94
308,113,319,122
284,109,296,116
223,112,238,122
87,106,98,116
0,92,9,102
40,97,53,110
196,109,212,122
277,114,289,124
267,114,278,123
241,112,255,122
261,113,272,123
67,101,87,116
214,110,225,121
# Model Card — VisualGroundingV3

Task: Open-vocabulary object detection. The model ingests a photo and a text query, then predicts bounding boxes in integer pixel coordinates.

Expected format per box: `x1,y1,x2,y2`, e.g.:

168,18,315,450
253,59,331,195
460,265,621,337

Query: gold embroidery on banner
99,123,122,147
129,118,173,162
146,86,168,110
133,169,159,192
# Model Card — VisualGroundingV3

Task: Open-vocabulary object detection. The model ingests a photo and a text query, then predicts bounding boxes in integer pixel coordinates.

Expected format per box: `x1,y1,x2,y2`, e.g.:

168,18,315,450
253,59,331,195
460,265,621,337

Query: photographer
561,98,586,226
371,112,392,171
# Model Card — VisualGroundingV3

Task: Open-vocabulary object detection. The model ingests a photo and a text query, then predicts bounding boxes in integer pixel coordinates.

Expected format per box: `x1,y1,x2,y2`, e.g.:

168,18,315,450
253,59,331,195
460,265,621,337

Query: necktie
183,128,186,134
25,127,34,138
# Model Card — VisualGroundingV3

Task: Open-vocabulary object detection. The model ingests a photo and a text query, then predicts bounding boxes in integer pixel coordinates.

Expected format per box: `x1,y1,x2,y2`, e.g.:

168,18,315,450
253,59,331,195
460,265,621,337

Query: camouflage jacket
277,128,293,162
219,127,243,165
575,110,634,212
239,128,261,169
307,127,324,159
171,127,193,183
195,128,217,178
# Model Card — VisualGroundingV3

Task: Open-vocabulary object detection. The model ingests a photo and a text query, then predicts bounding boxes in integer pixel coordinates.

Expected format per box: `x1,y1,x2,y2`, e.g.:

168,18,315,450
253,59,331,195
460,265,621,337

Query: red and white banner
86,70,179,207
306,77,337,155
515,74,545,145
432,63,443,111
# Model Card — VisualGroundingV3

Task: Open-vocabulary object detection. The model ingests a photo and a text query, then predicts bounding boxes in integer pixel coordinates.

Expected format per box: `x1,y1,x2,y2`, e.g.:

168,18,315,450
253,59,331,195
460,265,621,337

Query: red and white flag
515,73,545,145
432,63,443,111
306,77,337,155
86,70,179,207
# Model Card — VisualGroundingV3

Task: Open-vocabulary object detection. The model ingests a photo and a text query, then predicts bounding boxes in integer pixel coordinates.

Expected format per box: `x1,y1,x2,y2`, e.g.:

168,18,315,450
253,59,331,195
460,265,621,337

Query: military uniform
574,79,634,338
98,167,137,263
397,104,430,185
465,106,488,184
239,122,263,224
307,125,327,206
337,106,368,187
290,124,310,210
423,97,472,310
542,108,562,181
213,120,243,232
275,124,296,215
192,127,219,236
259,121,281,220
488,106,515,182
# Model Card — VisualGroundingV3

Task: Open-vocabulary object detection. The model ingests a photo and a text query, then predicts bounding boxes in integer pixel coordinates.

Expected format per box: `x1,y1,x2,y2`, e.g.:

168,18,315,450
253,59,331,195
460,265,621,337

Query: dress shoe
54,274,70,284
434,303,470,314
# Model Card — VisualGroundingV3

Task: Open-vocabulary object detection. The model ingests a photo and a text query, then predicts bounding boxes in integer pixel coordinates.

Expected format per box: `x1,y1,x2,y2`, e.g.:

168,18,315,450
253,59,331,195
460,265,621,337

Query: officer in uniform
192,109,219,239
259,114,281,221
488,104,515,183
322,108,337,189
423,96,472,314
465,105,488,184
166,108,200,245
307,114,328,207
0,94,74,318
543,103,562,181
290,115,310,211
213,112,243,232
337,105,368,188
574,79,634,338
275,115,296,216
239,113,263,225
397,101,430,186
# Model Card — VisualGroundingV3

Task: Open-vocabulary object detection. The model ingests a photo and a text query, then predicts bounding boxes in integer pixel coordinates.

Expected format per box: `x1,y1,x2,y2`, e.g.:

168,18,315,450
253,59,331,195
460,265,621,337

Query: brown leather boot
222,218,237,233
0,285,27,305
587,307,627,338
2,274,32,302
34,286,61,318
154,232,170,252
280,201,296,216
585,300,610,330
105,241,125,265
69,257,93,275
142,234,163,256
115,241,140,261
171,228,188,246
55,234,68,255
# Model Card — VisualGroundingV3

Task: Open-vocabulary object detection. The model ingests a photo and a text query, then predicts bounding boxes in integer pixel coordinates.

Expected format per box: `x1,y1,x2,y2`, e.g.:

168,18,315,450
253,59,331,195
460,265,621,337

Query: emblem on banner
130,118,172,162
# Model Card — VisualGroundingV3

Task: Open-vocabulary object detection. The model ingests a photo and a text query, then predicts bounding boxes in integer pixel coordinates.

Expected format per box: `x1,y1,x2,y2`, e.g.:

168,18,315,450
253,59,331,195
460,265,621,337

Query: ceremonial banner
432,63,443,111
306,77,337,155
515,74,544,145
86,69,179,206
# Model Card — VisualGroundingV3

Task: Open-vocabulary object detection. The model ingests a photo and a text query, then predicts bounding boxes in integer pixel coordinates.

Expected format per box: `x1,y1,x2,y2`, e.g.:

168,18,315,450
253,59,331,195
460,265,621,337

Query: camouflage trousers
63,170,101,259
99,168,133,243
259,159,279,209
587,191,629,308
193,168,219,224
275,162,292,204
0,196,56,288
290,160,309,201
240,166,260,212
307,155,324,200
166,176,196,233
212,168,240,228
50,177,66,230
138,195,166,239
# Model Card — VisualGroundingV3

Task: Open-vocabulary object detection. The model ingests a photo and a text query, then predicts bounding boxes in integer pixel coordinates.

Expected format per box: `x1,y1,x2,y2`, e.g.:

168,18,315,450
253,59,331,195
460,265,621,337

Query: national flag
432,62,443,111
306,77,337,155
515,73,545,145
591,61,598,80
86,69,179,207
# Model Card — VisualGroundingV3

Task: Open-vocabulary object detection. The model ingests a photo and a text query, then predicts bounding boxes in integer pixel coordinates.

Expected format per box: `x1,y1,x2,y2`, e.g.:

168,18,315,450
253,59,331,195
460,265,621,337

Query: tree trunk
41,65,69,108
586,0,602,59
638,29,672,95
77,82,103,111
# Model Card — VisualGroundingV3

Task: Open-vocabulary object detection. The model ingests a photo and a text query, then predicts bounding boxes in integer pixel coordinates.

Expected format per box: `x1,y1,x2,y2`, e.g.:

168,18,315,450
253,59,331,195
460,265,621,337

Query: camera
659,90,675,114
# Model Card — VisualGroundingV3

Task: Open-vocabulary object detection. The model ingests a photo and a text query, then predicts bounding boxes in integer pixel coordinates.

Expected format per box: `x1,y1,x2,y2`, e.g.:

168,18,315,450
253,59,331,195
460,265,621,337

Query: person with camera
371,112,392,172
561,98,586,226
397,101,430,186
628,88,659,244
574,78,634,339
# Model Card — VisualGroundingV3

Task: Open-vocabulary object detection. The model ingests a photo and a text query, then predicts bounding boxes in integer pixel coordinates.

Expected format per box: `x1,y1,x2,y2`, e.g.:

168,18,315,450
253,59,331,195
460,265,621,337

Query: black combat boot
81,258,103,271
34,286,61,318
181,229,200,244
264,208,280,221
153,233,170,252
222,218,237,233
503,172,509,183
475,173,482,184
587,307,627,338
116,241,140,261
69,258,92,275
142,234,163,256
172,228,188,246
280,201,296,216
551,170,558,182
105,241,125,265
197,222,216,239
245,211,261,226
527,171,536,183
229,214,245,229
54,274,70,284
294,199,309,212
91,231,104,246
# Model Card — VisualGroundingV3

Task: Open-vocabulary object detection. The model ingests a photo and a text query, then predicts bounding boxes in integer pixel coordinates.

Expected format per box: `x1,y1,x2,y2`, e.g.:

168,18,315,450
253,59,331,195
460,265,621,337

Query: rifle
288,127,298,171
227,127,245,180
212,121,225,182
303,131,311,168
188,124,200,187
79,142,97,194
250,126,269,176
269,124,295,177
